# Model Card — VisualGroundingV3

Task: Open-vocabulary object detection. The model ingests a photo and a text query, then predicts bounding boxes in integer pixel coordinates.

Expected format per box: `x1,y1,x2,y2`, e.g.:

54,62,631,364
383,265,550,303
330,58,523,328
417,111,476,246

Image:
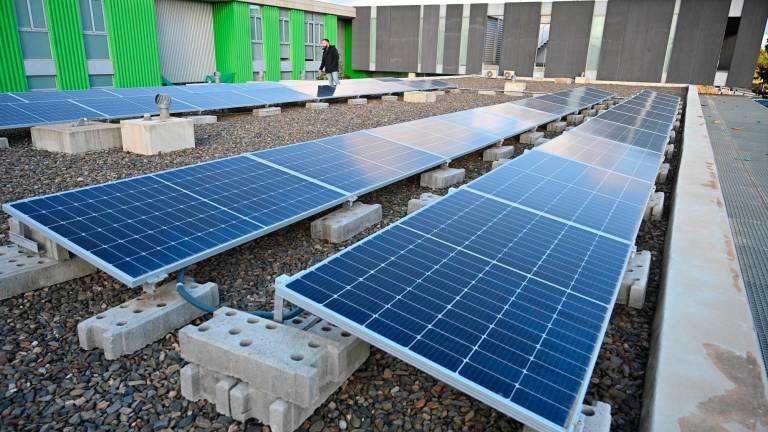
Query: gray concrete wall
466,3,488,74
597,0,676,82
667,0,730,85
351,7,370,70
375,6,421,72
499,2,541,77
726,0,768,88
442,5,463,74
421,5,440,73
544,1,594,78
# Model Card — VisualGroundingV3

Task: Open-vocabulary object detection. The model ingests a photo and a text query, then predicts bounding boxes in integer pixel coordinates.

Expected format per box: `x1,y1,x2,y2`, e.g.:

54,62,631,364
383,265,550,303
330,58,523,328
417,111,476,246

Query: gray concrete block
665,144,675,160
533,137,549,147
504,82,526,96
478,90,497,96
593,104,606,111
306,102,329,110
566,114,584,126
186,115,217,125
580,109,597,117
78,280,218,359
31,121,122,154
448,88,461,94
520,131,544,145
483,145,515,161
644,191,665,222
491,158,511,170
347,98,367,105
579,401,612,432
673,120,681,131
546,121,567,133
617,250,651,308
179,307,369,407
407,193,441,214
669,131,676,144
381,95,398,102
310,202,382,243
604,100,615,107
403,91,436,103
0,137,8,149
419,167,465,189
0,244,96,301
254,107,282,117
432,90,445,96
657,163,670,184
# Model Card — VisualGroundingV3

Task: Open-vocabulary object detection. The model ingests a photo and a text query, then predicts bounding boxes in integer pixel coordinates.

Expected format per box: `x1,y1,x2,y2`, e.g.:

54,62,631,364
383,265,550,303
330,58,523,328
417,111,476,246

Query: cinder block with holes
523,401,611,432
381,95,398,102
617,250,651,308
665,144,675,160
407,193,441,214
310,202,382,243
520,131,543,145
347,98,367,105
254,107,281,117
419,167,465,189
657,163,670,184
403,91,436,103
644,192,665,222
483,145,515,161
178,307,369,408
77,280,218,359
566,114,584,126
546,121,567,133
491,158,511,170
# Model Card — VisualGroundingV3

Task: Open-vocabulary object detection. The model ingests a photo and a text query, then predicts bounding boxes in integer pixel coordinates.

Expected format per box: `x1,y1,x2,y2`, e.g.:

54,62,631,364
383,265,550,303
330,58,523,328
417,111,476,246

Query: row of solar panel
278,90,680,432
0,78,456,129
3,87,614,288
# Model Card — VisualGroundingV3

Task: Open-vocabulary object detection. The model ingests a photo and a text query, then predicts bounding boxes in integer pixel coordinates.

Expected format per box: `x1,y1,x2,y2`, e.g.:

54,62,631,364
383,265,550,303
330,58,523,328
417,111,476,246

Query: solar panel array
3,87,613,288
0,78,456,129
277,90,679,432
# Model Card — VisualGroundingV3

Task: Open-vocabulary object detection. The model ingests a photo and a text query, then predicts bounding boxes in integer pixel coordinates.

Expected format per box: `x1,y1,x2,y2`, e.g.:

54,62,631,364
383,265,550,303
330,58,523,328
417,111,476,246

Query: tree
755,43,768,95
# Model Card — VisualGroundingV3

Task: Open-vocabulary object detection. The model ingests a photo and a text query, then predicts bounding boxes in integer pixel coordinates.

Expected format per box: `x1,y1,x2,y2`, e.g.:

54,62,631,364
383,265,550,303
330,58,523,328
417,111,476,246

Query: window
79,0,110,60
483,17,502,66
305,13,324,62
279,9,290,61
251,6,263,61
14,0,52,60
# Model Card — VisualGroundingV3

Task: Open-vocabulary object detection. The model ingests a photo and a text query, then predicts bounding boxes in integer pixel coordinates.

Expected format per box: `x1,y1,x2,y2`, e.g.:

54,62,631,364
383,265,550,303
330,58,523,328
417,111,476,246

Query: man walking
319,38,340,87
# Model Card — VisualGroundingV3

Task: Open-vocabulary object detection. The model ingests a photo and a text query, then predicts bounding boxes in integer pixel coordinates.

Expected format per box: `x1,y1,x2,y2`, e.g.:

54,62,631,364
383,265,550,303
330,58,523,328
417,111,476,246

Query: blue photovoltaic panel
105,87,162,97
536,94,587,110
639,90,680,103
0,104,44,128
10,100,104,122
575,118,669,153
477,103,559,123
367,117,499,157
437,108,542,137
619,98,678,116
466,151,651,241
0,94,25,104
153,156,347,227
279,188,631,432
568,87,614,99
610,103,676,123
595,109,673,136
512,98,574,116
123,95,199,114
77,98,155,118
630,93,679,110
172,91,263,110
10,91,72,102
537,131,664,183
254,132,444,194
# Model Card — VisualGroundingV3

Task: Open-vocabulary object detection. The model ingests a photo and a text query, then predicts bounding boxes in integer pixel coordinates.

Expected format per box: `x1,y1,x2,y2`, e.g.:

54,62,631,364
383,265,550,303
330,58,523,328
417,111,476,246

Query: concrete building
0,0,360,92
352,0,768,88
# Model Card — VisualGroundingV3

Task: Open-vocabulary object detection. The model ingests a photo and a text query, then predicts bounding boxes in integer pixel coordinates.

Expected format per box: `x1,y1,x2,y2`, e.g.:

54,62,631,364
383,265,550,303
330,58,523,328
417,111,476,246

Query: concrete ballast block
657,163,670,184
403,91,436,103
381,95,398,102
523,401,611,432
306,102,329,110
449,88,461,94
580,109,597,117
0,137,8,149
432,90,445,96
31,121,122,154
478,90,497,96
566,114,584,126
504,82,526,96
78,281,219,359
644,192,665,222
617,250,651,308
120,117,194,155
483,145,515,161
420,167,465,189
186,115,217,125
546,121,567,133
491,158,511,170
665,144,675,160
554,78,573,84
254,107,281,117
407,193,441,214
347,98,367,105
520,131,544,145
310,202,382,243
593,104,606,111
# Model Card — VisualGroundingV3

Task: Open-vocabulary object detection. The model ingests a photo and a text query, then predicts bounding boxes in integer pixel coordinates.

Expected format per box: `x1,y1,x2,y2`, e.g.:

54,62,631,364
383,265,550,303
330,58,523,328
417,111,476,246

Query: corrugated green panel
344,20,371,78
261,5,280,81
44,0,89,90
103,0,162,88
0,0,27,92
213,1,252,83
289,9,304,80
323,14,337,45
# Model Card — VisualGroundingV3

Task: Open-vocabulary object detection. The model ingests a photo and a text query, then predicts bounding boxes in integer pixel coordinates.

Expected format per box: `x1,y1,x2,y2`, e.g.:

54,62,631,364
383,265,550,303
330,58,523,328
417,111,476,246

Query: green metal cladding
44,0,89,90
103,0,162,88
213,1,252,83
0,0,28,92
323,14,337,46
344,20,371,78
261,5,280,81
289,9,305,80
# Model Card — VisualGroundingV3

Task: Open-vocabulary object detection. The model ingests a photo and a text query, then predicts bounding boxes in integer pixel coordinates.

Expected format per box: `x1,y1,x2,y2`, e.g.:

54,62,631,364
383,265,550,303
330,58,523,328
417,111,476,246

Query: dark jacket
320,45,339,73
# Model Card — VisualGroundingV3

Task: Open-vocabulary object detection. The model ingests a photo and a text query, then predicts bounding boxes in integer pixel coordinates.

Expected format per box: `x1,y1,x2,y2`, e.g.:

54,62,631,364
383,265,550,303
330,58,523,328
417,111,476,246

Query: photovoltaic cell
575,118,669,153
10,100,104,122
437,108,544,137
367,117,498,157
476,103,558,124
609,103,676,123
280,188,631,431
466,151,651,241
77,98,156,118
595,109,673,135
512,98,574,115
619,98,678,116
0,104,44,128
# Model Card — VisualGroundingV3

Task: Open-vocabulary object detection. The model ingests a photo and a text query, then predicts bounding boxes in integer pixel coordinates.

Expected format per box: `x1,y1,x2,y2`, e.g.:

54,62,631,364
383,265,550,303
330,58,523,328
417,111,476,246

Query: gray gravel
0,78,685,431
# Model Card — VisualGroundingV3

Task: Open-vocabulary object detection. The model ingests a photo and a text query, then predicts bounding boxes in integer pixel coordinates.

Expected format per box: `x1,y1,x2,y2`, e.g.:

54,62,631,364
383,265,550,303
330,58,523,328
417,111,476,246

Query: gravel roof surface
0,77,685,432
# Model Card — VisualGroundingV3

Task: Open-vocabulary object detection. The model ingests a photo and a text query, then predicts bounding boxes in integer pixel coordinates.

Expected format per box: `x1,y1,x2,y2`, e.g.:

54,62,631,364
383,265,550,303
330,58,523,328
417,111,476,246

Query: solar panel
10,100,105,122
512,98,574,116
466,151,651,241
172,91,264,110
0,94,25,104
122,95,199,114
3,156,348,286
278,188,631,432
629,93,679,110
537,131,665,183
437,108,547,137
367,117,499,158
575,118,669,153
0,104,45,128
609,102,676,123
595,109,673,136
76,98,155,118
477,103,559,124
619,98,679,116
535,94,589,110
10,91,73,102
